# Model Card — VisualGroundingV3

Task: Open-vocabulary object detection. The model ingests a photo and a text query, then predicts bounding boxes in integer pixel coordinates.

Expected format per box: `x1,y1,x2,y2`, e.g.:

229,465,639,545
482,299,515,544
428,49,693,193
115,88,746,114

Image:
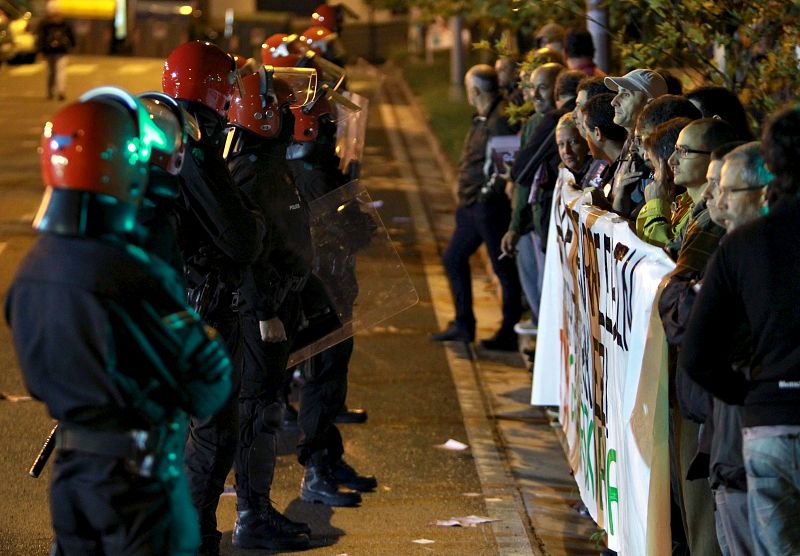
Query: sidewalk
379,64,601,555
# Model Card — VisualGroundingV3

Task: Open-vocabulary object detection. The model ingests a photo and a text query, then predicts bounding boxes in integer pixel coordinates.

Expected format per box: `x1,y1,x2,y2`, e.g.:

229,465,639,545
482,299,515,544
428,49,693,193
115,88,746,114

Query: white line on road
7,63,43,77
380,86,538,556
117,63,162,75
66,64,98,75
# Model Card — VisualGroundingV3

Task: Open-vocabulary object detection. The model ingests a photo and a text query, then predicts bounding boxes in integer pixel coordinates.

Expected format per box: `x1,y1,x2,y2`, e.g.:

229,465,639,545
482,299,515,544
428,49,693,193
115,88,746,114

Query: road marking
7,63,43,76
380,81,539,556
66,64,98,75
117,62,161,75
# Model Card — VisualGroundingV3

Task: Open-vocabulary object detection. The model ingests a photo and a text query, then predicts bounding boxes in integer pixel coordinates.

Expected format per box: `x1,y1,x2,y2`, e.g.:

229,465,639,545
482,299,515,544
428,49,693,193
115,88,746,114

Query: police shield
335,90,369,178
287,180,418,367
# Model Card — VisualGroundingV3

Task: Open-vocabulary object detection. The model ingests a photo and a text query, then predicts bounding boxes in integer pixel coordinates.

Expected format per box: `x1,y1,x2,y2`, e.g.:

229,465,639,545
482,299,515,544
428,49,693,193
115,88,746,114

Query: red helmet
311,4,342,33
39,100,153,206
290,92,333,143
227,67,294,139
162,41,238,117
261,33,303,67
299,26,338,56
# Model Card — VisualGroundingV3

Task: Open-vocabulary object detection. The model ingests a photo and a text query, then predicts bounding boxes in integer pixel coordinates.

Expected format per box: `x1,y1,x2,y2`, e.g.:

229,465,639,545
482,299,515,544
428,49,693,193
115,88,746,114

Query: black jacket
228,139,311,320
680,196,800,427
457,97,516,207
5,234,232,430
176,102,265,318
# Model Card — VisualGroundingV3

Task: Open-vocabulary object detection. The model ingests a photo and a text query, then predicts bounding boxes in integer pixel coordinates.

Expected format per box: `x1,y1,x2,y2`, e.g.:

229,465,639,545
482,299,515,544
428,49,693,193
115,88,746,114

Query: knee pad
256,401,285,433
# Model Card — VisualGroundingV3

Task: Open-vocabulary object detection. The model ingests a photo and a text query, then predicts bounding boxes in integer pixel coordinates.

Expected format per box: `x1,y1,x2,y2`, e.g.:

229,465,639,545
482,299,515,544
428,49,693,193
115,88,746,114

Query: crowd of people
5,4,382,555
431,20,800,556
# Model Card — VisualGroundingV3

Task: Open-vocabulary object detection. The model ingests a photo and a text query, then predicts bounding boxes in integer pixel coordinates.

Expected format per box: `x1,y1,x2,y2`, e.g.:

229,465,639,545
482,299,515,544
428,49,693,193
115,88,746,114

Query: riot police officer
225,67,314,550
162,40,266,556
5,89,233,555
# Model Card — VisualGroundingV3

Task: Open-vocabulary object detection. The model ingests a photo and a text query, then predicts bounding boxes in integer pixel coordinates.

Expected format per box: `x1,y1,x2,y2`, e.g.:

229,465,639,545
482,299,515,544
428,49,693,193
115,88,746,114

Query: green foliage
615,0,800,126
505,101,534,126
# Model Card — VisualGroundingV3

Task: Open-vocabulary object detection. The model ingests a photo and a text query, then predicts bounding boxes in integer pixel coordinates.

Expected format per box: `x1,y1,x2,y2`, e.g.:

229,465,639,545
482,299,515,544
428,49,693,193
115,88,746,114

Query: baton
29,423,58,478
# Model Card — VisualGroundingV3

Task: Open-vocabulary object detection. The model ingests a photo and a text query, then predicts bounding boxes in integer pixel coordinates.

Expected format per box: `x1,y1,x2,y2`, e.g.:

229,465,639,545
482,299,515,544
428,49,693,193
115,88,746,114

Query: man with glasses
716,143,768,232
637,118,737,250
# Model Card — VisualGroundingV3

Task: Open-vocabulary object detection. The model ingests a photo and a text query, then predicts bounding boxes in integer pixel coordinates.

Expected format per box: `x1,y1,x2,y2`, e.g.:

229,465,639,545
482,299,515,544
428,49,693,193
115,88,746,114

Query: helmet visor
309,54,345,91
273,67,317,107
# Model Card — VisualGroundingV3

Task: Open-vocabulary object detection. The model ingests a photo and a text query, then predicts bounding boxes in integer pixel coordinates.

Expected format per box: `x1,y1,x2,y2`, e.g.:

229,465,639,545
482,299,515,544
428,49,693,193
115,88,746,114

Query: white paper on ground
430,515,499,528
435,439,468,450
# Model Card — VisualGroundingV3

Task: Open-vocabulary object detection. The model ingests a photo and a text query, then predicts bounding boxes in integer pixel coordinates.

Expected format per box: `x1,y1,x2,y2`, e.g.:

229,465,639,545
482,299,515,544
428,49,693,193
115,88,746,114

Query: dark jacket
680,196,800,427
508,102,574,240
176,102,265,319
5,234,232,429
457,97,516,207
228,139,311,321
37,18,75,55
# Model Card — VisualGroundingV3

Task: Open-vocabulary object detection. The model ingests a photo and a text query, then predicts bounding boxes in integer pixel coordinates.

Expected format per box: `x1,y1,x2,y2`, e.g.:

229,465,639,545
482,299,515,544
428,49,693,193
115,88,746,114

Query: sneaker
513,320,538,336
330,459,378,492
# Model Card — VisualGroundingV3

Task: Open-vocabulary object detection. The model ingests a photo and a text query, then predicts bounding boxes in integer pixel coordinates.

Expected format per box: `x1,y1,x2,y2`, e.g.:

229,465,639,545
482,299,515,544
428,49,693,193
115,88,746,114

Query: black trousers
184,310,242,541
50,452,198,555
296,337,353,466
235,295,301,509
442,197,522,338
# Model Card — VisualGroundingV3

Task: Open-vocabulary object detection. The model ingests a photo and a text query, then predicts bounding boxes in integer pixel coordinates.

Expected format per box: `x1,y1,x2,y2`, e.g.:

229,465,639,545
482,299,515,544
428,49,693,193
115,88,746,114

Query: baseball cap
604,69,668,99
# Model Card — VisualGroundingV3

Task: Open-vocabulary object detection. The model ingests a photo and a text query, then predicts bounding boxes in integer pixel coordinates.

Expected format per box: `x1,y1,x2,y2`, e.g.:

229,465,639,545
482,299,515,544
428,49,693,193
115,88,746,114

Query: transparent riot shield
287,180,419,367
335,90,369,178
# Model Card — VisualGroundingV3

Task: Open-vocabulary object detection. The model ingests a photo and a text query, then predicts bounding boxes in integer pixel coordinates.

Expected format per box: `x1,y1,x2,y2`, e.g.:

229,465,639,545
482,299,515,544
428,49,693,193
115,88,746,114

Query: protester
564,29,605,77
686,86,755,141
37,2,75,101
573,76,608,137
581,93,626,174
495,55,524,106
632,95,702,159
431,64,521,350
603,68,668,217
500,62,564,339
534,22,566,53
680,113,799,555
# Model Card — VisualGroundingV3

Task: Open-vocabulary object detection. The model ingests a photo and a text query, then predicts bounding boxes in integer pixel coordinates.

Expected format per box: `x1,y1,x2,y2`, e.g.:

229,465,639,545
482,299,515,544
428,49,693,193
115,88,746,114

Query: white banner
531,173,674,554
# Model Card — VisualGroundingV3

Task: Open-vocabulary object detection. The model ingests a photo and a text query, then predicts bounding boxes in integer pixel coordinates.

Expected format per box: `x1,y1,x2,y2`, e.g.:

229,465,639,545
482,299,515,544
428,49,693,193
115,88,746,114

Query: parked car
0,0,37,64
0,14,14,62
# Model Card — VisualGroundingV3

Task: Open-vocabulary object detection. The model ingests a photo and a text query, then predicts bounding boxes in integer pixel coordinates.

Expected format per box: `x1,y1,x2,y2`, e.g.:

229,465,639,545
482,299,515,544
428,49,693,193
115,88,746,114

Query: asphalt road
0,56,526,555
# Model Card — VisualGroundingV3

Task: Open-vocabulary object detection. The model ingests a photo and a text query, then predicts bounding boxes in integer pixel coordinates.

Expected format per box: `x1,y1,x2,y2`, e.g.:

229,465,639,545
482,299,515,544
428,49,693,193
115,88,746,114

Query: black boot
232,506,310,550
300,464,362,506
330,458,378,492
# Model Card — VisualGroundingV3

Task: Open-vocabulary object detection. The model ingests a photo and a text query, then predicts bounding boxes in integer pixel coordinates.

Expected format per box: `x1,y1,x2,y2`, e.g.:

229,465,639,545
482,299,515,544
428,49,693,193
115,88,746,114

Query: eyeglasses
673,144,712,159
719,184,766,194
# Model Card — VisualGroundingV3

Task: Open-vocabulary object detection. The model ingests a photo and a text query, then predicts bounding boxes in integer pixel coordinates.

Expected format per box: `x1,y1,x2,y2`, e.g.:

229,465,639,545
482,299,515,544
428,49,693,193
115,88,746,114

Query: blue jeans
743,429,800,555
515,231,544,325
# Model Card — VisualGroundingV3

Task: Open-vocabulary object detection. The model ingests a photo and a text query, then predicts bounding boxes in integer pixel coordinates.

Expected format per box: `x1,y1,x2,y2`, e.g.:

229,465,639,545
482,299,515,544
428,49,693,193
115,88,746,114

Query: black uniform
175,102,266,547
288,120,356,468
5,235,232,555
228,137,312,510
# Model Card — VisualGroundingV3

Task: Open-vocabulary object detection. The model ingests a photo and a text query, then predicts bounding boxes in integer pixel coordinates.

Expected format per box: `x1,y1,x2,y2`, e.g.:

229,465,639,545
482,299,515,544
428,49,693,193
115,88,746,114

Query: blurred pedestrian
37,1,75,101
